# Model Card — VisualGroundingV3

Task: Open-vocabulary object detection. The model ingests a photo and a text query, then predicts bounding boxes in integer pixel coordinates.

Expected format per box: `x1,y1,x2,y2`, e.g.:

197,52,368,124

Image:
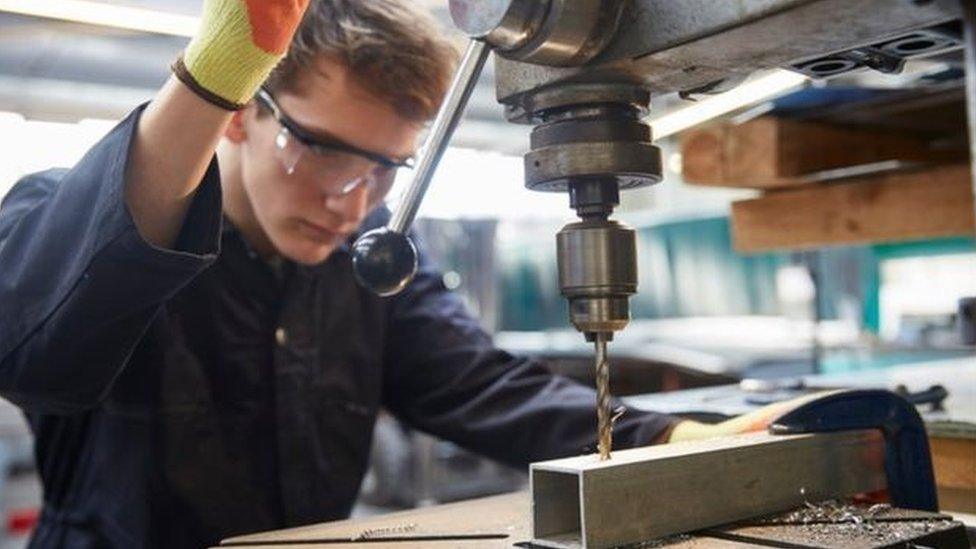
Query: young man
0,1,780,546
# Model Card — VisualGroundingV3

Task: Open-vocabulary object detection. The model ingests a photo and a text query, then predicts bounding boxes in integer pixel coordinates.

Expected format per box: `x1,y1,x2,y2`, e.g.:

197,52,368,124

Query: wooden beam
731,163,976,253
530,430,885,549
681,117,964,189
931,435,976,513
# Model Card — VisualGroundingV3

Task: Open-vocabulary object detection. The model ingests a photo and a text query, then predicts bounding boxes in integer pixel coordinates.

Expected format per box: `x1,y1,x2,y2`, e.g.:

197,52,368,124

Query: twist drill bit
594,333,612,460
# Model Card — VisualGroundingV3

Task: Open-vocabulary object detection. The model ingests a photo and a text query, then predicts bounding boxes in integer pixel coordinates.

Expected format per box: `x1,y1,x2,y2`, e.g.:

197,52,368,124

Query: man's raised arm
0,1,308,413
127,0,309,248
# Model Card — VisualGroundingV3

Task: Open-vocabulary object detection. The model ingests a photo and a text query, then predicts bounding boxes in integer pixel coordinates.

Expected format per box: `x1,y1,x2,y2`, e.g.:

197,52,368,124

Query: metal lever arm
390,40,490,234
352,40,490,296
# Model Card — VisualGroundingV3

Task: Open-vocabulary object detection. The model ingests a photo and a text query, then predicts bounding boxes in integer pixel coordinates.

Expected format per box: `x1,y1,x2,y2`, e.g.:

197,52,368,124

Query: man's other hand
667,391,833,443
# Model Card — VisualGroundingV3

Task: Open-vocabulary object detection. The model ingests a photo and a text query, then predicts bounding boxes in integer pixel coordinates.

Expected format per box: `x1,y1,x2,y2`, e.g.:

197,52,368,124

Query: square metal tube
530,430,887,549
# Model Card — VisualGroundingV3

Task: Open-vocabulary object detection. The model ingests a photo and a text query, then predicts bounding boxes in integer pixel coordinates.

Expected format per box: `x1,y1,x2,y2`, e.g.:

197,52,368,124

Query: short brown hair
266,0,460,122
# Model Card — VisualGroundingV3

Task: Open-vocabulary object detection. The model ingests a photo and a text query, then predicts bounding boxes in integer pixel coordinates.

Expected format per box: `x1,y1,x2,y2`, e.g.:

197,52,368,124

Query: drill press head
521,85,661,342
532,92,659,461
444,0,659,342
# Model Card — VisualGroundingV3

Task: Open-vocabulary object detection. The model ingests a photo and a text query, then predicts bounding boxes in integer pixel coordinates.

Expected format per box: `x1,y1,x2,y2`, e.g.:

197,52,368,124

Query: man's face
233,57,422,265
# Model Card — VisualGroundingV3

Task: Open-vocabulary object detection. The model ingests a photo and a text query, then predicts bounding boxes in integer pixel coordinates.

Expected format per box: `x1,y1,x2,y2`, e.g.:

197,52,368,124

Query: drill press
527,88,661,458
351,0,662,460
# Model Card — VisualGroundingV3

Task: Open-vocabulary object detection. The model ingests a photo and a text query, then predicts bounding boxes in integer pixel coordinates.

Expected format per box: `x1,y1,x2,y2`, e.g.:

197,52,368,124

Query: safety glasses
255,88,414,196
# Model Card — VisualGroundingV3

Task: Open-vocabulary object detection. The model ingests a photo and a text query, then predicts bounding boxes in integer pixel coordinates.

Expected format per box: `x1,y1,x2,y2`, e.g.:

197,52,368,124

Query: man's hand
176,0,311,110
126,0,310,248
668,392,831,443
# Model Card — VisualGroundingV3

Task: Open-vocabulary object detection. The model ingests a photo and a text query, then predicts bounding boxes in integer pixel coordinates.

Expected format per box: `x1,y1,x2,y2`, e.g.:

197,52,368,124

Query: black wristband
171,56,247,112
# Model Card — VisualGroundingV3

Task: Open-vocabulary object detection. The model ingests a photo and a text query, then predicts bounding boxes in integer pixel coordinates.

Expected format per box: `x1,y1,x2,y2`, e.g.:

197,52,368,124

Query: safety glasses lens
275,128,304,176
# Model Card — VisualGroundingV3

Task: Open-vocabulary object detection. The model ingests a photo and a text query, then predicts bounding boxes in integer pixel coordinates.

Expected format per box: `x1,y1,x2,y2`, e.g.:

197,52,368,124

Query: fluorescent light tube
649,69,808,140
0,0,197,37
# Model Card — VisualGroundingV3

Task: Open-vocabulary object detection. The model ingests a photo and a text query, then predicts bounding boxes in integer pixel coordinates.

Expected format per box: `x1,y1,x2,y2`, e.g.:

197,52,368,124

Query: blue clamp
769,389,938,511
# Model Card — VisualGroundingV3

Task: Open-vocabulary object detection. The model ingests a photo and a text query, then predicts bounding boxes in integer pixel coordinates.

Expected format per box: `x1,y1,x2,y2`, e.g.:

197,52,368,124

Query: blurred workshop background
0,1,974,547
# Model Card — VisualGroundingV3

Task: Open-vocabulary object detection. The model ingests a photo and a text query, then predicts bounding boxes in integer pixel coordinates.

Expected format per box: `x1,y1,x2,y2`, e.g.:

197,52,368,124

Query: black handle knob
352,228,418,297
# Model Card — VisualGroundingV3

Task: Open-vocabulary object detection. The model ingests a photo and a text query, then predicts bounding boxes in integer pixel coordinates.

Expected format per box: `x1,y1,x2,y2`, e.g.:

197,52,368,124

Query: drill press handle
352,40,490,296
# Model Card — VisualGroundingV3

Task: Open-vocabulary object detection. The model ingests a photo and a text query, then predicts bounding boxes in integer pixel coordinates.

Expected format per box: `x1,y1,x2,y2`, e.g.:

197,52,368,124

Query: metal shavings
788,516,945,546
635,533,694,547
354,523,418,540
767,499,895,526
611,405,627,427
753,500,952,546
867,503,891,516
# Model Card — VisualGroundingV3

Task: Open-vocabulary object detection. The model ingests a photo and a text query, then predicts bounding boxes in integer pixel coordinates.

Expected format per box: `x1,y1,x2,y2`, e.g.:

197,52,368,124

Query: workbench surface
216,492,776,548
218,492,529,548
218,492,970,549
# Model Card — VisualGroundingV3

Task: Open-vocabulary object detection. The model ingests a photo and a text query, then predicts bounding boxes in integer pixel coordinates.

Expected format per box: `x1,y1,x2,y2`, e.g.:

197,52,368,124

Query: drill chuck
556,218,637,336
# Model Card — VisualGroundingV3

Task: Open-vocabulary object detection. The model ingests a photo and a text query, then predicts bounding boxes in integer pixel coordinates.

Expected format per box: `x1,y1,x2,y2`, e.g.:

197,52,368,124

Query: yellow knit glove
173,0,310,110
668,391,835,443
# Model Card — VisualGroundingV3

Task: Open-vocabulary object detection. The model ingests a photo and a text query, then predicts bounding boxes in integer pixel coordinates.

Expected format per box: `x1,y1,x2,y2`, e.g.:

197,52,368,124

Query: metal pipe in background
964,0,976,240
